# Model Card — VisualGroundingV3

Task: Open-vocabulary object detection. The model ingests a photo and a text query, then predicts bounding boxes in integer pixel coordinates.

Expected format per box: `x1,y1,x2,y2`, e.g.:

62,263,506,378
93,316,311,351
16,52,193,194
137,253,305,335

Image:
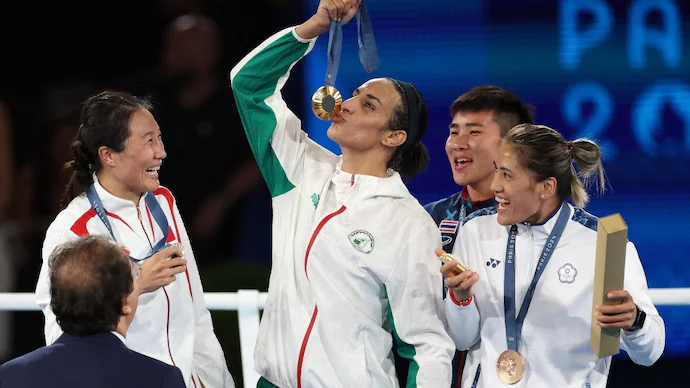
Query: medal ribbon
325,1,379,87
87,185,171,263
504,204,570,351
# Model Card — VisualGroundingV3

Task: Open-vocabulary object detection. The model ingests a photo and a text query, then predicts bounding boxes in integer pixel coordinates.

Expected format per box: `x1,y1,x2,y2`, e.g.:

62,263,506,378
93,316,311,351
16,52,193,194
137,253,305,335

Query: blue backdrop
301,0,690,358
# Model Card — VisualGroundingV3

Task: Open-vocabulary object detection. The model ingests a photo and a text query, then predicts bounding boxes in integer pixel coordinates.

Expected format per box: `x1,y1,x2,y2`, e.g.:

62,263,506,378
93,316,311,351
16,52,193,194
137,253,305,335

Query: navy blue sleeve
160,367,186,388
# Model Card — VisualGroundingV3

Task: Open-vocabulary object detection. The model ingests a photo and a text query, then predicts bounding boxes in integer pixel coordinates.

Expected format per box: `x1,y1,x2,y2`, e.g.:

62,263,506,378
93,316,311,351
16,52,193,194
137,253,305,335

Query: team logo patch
439,219,458,234
348,230,375,254
558,263,578,283
442,235,453,246
486,258,501,268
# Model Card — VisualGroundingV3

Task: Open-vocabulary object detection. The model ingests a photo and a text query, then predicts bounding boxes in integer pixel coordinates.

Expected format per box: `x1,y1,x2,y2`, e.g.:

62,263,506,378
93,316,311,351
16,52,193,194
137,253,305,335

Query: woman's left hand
595,290,637,330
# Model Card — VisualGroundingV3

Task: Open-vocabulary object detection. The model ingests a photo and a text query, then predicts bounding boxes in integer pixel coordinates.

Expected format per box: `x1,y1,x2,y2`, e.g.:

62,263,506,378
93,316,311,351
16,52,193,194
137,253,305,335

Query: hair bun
70,140,92,174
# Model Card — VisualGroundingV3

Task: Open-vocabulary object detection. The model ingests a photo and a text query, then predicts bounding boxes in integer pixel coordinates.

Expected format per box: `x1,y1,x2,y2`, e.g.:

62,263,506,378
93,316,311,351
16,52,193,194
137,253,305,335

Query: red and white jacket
35,177,235,388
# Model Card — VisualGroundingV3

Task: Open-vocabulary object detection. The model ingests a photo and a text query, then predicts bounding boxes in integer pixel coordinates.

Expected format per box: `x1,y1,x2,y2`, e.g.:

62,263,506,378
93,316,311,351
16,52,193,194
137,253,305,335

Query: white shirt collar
517,202,572,237
111,331,126,344
92,173,147,214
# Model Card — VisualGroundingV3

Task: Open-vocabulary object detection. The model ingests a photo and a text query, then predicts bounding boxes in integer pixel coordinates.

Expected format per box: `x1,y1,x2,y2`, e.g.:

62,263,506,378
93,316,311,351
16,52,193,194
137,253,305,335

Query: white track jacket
36,178,235,388
230,27,455,388
446,203,665,388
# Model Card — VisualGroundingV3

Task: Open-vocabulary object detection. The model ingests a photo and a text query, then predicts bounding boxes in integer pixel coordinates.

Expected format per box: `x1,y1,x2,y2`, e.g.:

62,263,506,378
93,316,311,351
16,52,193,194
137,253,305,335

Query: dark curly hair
49,235,134,336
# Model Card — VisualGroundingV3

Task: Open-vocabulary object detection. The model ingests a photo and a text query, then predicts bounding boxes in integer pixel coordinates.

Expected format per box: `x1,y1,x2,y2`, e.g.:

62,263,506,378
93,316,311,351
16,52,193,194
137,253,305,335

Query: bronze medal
311,86,342,120
496,349,525,384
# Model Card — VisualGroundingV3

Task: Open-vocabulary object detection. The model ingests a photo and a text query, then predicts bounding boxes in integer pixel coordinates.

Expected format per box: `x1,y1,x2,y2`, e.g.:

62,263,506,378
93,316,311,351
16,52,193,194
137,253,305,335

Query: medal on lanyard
498,205,570,384
86,185,173,263
311,2,379,120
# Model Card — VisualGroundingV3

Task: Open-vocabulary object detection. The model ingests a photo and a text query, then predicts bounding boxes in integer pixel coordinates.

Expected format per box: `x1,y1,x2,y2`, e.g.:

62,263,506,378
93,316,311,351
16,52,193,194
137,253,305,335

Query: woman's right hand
297,0,362,40
135,245,187,294
436,248,479,303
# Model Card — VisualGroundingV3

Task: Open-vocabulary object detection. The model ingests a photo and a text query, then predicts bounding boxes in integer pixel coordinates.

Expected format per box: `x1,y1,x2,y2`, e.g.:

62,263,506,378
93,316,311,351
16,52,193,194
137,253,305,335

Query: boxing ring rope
1,288,689,387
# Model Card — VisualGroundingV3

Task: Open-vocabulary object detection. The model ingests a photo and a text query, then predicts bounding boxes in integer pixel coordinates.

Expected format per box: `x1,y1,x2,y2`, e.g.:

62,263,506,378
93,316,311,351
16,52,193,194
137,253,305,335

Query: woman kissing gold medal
312,2,379,121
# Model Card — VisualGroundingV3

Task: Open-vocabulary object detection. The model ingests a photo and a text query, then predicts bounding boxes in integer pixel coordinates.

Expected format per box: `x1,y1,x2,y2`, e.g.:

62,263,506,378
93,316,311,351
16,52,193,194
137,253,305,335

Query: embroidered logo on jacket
558,263,578,283
486,258,501,268
311,193,320,209
348,230,375,254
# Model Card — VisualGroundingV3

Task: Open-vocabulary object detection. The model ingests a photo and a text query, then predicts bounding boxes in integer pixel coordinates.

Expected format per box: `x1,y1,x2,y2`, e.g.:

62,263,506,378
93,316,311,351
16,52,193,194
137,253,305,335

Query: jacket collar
55,331,127,349
517,202,572,238
460,186,497,214
91,174,147,215
333,160,412,202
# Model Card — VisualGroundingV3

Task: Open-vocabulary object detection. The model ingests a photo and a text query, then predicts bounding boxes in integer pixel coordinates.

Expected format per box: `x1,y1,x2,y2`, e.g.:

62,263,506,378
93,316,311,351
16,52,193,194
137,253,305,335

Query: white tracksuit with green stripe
230,27,454,388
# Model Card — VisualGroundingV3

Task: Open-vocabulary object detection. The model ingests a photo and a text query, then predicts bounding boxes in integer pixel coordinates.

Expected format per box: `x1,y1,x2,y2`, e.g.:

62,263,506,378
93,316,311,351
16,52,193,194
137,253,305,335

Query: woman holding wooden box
441,124,665,388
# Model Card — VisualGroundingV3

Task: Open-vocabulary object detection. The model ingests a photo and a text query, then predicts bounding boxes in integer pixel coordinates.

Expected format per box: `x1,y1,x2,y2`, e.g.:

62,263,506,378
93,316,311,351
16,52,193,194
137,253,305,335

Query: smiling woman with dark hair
35,90,235,388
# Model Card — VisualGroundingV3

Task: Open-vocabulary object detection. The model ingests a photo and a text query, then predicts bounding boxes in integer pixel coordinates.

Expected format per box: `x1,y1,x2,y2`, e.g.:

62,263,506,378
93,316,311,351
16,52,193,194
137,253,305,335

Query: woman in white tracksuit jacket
35,91,234,388
230,1,455,387
441,124,665,387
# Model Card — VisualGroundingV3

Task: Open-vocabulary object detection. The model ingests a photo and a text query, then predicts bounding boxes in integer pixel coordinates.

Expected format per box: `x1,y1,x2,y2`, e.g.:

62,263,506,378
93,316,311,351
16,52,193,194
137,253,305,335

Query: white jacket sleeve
444,291,480,351
383,224,455,388
171,198,236,388
444,226,481,351
36,225,80,344
230,27,337,199
620,241,665,366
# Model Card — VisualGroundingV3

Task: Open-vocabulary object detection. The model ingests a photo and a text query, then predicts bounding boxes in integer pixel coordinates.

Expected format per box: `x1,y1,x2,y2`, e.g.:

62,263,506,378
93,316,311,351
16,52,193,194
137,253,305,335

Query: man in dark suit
0,235,186,388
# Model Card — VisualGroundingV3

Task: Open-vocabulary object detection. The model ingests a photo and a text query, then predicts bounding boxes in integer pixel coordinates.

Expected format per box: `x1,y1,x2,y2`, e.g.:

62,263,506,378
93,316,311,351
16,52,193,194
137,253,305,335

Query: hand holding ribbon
311,0,380,120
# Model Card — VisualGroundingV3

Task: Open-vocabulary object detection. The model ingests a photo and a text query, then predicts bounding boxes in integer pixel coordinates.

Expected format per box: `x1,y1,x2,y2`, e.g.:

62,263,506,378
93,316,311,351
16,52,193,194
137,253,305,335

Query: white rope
646,288,690,306
1,289,688,311
0,288,687,388
0,292,270,311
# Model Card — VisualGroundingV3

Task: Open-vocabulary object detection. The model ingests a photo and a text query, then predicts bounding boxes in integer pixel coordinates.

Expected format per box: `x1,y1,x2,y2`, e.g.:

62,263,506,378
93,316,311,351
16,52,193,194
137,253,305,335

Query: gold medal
438,252,469,275
496,349,525,384
311,86,342,120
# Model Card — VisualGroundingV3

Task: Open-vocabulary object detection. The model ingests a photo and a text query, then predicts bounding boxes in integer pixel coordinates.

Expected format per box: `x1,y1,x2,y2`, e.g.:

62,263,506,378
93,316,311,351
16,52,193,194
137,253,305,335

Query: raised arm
229,0,359,198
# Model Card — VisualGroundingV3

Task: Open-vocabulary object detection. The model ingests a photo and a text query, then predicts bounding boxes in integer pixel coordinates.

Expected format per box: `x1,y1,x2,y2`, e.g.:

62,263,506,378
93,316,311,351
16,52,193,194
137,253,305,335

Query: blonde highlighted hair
502,124,606,207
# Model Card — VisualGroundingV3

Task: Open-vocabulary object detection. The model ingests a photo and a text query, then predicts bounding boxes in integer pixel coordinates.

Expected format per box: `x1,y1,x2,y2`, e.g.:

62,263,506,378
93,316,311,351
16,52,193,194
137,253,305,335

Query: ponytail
60,135,95,209
568,139,606,207
385,79,430,181
503,124,607,208
388,142,429,181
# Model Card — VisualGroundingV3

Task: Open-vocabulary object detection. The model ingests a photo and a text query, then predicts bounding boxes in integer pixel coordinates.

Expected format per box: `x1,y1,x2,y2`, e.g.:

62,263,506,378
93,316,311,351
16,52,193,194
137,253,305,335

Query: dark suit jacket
0,331,186,388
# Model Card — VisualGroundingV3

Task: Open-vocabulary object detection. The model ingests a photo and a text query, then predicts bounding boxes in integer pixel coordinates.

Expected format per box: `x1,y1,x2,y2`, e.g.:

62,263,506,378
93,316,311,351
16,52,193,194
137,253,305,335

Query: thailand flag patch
439,219,458,234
